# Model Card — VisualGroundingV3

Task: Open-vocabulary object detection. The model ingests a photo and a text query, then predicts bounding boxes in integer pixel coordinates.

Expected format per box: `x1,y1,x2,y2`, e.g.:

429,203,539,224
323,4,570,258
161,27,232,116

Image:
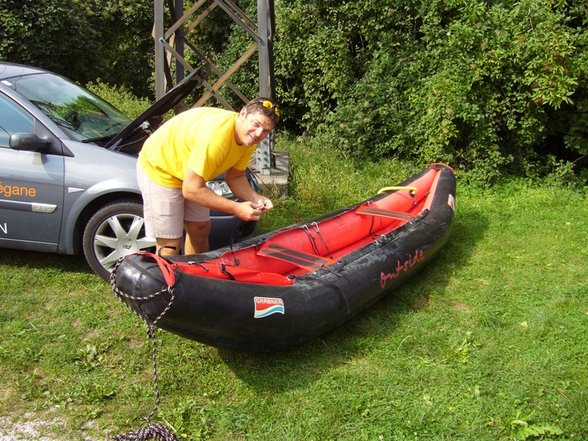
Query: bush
86,81,151,118
0,0,154,98
271,0,588,184
2,0,586,184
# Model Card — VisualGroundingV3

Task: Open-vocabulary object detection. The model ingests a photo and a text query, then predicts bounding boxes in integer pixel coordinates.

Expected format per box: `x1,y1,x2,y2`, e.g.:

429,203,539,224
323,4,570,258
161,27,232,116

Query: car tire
82,200,155,281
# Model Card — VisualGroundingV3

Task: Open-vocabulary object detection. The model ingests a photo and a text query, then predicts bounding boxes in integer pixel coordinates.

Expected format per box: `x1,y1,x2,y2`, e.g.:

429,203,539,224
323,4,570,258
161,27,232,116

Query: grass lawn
1,140,587,440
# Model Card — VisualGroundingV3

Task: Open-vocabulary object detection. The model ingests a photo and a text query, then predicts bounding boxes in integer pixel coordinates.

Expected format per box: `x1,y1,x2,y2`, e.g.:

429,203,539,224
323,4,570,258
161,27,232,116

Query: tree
1,0,586,182
0,0,154,97
269,0,588,183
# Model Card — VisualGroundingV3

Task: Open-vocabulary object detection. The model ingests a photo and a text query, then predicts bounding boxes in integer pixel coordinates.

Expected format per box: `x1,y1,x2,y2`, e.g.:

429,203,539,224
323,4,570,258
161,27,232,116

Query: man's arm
182,167,265,221
225,167,273,212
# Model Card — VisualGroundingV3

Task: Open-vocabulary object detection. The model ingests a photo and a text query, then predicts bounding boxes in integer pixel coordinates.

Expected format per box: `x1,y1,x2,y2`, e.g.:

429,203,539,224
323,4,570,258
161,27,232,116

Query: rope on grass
109,325,178,441
110,259,178,441
112,423,177,441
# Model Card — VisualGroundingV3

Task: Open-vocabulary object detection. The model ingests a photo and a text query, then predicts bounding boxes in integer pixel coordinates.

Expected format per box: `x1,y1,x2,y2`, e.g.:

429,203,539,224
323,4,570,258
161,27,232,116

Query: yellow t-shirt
138,107,256,187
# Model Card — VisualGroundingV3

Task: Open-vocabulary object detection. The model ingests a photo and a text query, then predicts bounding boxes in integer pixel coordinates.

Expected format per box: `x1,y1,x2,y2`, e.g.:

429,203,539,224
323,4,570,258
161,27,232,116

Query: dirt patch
409,295,430,310
0,414,63,441
450,301,471,312
0,411,101,441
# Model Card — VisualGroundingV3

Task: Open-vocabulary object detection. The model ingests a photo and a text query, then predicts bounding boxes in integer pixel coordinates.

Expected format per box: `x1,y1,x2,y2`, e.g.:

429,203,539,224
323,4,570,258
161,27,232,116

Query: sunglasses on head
262,100,281,117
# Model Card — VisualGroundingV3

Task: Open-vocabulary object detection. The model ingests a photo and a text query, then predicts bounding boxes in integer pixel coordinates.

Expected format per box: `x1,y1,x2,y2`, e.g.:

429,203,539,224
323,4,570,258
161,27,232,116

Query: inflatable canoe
111,163,456,352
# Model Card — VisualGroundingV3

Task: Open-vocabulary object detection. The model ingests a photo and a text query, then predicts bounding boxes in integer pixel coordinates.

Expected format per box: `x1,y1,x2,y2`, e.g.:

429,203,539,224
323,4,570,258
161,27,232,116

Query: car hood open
105,66,207,152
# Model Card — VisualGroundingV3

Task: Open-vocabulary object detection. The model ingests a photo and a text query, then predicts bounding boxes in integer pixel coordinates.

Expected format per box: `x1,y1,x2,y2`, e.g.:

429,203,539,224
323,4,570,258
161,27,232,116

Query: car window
3,73,131,142
0,94,34,148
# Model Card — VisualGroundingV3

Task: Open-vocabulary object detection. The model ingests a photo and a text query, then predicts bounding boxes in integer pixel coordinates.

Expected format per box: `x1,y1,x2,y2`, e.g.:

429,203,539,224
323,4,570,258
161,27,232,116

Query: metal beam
153,0,277,173
174,0,185,84
154,0,165,99
257,0,275,99
256,0,276,172
194,42,258,107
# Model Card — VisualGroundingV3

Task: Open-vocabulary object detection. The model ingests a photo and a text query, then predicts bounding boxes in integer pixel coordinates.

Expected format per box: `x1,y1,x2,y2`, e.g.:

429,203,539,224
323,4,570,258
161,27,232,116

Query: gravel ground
0,416,61,441
0,414,98,441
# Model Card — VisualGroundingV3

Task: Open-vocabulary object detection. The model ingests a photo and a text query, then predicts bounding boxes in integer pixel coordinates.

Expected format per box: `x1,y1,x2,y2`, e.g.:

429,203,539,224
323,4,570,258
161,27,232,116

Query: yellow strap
377,186,417,197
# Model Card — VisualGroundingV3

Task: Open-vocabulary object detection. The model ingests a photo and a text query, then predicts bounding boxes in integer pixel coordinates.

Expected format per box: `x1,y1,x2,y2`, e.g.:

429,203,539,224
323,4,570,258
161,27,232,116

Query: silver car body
0,62,256,278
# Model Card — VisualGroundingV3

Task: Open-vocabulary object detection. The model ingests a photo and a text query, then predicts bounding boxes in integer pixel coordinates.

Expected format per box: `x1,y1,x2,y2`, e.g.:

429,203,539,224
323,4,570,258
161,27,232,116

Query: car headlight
206,180,233,198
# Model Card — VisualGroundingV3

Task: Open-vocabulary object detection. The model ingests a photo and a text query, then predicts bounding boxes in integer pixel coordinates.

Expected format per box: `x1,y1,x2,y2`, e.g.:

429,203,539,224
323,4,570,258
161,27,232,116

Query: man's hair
243,97,280,125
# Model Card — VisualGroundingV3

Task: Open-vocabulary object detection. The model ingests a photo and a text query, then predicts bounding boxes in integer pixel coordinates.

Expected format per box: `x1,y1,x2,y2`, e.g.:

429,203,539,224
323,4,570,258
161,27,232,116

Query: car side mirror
9,132,51,152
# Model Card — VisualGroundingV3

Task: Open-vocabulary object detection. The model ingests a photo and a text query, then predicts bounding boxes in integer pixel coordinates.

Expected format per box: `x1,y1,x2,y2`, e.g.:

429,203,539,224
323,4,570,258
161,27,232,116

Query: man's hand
235,201,265,221
256,197,273,213
183,167,274,220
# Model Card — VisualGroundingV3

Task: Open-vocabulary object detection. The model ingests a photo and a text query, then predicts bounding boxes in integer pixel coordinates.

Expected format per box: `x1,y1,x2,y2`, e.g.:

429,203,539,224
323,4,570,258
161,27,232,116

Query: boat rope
186,260,209,272
227,221,255,266
368,205,377,236
111,422,177,441
250,168,303,222
301,224,321,255
220,263,236,280
110,259,178,441
310,222,334,259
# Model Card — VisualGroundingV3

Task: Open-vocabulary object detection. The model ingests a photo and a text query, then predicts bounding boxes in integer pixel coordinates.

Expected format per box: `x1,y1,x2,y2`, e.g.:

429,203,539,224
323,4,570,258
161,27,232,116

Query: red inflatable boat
111,163,456,351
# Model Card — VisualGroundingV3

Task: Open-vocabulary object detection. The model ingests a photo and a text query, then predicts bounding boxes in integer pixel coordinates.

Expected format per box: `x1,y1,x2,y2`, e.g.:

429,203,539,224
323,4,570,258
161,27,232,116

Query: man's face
235,110,276,146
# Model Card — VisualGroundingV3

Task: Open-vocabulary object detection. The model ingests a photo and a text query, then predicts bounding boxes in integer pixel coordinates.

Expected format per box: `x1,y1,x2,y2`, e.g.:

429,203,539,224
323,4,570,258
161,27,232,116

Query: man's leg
137,163,185,257
156,237,183,256
184,220,211,255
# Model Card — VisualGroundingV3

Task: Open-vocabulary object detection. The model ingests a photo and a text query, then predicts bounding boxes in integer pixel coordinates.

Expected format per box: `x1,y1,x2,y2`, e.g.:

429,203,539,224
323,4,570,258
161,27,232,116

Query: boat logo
254,297,285,319
380,249,425,289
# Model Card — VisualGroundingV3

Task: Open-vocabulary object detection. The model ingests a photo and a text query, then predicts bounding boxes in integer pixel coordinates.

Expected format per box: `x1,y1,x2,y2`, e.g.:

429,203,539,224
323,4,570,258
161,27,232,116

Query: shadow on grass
0,205,489,396
0,248,92,276
218,205,489,392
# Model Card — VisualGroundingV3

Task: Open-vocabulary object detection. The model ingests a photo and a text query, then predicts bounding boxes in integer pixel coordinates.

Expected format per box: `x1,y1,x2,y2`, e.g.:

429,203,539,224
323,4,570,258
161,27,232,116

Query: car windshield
4,72,131,142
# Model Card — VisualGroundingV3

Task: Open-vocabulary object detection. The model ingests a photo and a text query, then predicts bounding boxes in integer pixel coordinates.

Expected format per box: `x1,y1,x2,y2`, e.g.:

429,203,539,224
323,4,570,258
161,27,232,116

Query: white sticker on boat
254,297,285,318
448,194,455,211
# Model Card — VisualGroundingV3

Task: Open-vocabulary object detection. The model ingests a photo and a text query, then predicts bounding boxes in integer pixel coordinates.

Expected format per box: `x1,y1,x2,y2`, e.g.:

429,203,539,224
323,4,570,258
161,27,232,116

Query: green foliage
0,0,154,97
1,144,588,439
271,0,588,184
86,81,151,118
1,0,587,183
511,415,564,441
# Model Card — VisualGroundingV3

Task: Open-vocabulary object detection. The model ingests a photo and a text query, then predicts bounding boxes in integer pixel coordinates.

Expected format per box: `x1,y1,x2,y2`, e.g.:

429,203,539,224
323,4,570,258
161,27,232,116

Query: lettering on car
0,181,38,199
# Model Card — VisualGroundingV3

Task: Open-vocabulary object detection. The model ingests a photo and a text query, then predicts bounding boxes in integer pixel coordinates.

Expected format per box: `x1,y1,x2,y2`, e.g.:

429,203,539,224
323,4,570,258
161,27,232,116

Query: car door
0,93,65,252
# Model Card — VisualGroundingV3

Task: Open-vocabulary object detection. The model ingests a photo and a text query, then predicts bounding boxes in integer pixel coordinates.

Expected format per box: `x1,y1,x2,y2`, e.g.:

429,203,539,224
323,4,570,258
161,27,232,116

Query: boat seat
257,243,336,272
356,206,413,221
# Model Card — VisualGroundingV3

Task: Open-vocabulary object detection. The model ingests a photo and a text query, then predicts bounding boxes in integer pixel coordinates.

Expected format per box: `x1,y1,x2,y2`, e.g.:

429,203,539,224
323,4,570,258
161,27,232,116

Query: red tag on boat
254,297,285,319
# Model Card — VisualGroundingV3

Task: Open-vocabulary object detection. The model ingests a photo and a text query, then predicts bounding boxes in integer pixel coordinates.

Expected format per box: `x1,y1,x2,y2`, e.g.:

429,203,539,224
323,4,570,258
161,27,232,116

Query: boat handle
377,186,417,197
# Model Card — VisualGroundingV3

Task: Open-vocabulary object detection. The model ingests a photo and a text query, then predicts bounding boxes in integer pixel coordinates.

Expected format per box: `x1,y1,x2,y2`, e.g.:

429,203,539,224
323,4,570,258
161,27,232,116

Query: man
137,97,279,256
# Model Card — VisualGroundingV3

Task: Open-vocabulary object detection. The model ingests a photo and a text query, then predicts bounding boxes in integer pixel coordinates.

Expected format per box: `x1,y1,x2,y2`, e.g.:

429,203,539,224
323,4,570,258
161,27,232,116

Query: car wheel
82,200,155,281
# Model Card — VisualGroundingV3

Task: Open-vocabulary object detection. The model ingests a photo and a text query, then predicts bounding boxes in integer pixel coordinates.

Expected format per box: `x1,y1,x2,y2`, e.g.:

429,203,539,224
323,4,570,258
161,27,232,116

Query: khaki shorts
137,163,210,239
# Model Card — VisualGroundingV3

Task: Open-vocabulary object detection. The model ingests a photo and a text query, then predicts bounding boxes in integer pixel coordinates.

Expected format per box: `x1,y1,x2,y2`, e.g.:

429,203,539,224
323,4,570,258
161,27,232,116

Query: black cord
250,168,302,222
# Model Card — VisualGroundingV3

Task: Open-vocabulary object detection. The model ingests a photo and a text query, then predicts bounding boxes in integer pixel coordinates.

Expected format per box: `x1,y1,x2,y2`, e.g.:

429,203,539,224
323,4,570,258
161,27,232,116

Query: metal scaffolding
153,0,276,173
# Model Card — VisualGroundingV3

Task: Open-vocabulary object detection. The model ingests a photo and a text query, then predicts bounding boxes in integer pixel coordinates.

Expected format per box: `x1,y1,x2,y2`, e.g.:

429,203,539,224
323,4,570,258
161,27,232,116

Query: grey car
0,62,257,280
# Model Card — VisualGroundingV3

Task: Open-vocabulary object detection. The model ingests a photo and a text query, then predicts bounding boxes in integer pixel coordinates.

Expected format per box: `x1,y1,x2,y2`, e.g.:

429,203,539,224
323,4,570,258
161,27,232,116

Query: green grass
1,139,587,440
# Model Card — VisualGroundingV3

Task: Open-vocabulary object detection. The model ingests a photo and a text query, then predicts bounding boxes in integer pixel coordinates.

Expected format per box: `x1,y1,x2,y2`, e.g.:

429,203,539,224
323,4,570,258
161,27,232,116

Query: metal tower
152,0,276,174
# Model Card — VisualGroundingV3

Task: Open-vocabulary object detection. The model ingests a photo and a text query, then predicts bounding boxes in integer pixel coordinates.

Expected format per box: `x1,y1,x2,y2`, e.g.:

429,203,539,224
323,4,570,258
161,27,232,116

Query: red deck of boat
159,167,442,286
